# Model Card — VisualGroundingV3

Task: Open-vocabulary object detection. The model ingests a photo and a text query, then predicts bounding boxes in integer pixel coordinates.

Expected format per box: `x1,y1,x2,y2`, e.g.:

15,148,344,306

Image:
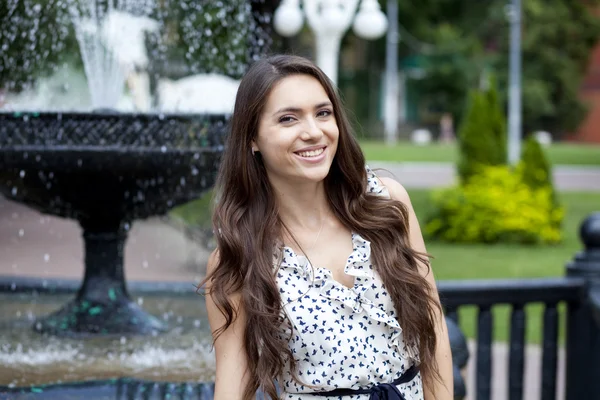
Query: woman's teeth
297,148,324,158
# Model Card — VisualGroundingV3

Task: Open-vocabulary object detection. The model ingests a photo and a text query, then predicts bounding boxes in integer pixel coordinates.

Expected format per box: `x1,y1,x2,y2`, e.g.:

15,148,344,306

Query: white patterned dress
274,167,424,399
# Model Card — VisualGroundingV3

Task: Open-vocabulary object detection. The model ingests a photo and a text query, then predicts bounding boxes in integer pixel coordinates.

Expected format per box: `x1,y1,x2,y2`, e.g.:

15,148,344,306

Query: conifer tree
457,82,507,182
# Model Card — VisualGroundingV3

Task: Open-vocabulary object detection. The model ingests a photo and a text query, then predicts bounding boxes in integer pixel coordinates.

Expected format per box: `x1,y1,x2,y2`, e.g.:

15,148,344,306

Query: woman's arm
380,176,454,400
205,250,250,400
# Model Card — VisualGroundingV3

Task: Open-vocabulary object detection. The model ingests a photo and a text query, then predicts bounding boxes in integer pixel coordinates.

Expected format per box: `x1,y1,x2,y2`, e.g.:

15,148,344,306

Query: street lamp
506,0,522,165
273,0,388,85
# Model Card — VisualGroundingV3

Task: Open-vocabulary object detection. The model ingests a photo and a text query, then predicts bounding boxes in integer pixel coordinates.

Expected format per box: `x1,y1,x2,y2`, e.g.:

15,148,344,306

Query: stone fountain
0,0,273,397
0,111,226,337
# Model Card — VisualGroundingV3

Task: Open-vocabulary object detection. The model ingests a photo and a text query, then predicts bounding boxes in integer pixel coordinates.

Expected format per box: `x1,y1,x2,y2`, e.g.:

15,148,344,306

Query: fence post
565,212,600,400
446,316,469,400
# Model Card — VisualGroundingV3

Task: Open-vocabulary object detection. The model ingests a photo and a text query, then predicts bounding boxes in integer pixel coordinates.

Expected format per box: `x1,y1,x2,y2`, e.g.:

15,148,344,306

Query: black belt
310,365,419,399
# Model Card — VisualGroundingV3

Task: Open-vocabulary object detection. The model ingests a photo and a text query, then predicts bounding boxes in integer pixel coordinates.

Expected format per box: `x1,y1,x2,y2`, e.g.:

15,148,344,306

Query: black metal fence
441,212,600,400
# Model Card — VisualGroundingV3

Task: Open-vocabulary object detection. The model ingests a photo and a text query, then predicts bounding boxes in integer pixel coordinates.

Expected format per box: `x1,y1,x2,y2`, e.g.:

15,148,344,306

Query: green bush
425,165,564,244
457,82,507,183
149,0,263,79
519,136,557,202
0,0,77,91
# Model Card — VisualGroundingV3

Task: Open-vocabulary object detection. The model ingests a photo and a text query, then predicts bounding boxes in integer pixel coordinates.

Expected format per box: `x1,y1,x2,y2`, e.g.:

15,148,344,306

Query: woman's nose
300,119,324,140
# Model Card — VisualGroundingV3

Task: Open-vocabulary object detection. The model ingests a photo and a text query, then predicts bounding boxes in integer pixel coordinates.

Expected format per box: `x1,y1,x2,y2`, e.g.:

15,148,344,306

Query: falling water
69,0,157,109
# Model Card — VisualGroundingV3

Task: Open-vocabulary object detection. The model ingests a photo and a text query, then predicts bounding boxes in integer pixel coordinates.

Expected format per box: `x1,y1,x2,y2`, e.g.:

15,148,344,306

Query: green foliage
520,136,552,189
395,0,600,138
150,0,260,79
0,0,77,91
425,165,564,245
486,0,600,136
457,82,507,183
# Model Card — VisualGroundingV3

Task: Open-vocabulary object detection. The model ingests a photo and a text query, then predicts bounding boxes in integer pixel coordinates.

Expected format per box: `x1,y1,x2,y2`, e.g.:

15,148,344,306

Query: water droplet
142,260,149,268
160,146,167,153
120,337,127,345
123,223,130,231
43,254,50,262
11,187,17,196
194,320,201,328
18,229,24,237
191,167,199,176
10,283,16,291
19,170,26,178
77,159,83,167
137,297,144,306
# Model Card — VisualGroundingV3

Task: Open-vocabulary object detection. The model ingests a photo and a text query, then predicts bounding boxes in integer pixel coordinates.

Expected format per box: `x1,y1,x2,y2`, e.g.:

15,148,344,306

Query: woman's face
253,74,339,186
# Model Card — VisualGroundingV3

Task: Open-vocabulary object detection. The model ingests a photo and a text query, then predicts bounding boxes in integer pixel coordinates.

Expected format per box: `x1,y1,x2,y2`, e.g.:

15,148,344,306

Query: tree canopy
394,0,600,138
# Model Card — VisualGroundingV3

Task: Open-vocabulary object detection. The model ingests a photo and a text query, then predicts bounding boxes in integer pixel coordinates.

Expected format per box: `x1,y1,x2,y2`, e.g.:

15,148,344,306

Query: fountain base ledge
1,378,216,400
32,295,168,338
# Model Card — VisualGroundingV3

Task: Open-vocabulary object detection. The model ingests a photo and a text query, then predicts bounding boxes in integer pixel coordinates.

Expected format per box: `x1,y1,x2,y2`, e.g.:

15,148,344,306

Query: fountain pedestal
34,219,167,336
0,111,226,337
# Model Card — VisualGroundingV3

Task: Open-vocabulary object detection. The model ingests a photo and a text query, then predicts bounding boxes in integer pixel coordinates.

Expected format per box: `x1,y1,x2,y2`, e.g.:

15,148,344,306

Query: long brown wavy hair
202,55,441,399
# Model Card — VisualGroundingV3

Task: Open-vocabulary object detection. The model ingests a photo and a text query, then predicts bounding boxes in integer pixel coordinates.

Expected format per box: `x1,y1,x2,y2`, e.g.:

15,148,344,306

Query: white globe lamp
321,5,348,35
352,0,388,40
273,2,304,38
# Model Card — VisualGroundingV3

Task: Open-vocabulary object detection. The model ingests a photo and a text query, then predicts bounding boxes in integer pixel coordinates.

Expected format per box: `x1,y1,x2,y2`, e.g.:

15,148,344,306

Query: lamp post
507,0,522,165
273,0,388,85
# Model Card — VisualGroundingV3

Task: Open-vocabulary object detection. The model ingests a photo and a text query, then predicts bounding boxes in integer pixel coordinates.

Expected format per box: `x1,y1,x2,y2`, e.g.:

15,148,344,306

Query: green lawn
360,140,600,166
408,189,600,343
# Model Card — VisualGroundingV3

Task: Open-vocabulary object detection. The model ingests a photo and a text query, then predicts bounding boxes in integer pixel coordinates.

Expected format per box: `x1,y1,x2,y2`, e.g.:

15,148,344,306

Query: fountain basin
0,277,216,399
0,111,226,220
0,111,227,337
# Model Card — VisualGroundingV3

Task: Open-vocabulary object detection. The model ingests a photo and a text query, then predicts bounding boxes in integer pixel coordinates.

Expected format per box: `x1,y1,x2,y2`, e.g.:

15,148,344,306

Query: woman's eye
317,109,332,118
279,116,295,123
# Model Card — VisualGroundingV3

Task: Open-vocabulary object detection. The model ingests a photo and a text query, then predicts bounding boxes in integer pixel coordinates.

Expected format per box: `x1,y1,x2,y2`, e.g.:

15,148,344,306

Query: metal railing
441,212,600,400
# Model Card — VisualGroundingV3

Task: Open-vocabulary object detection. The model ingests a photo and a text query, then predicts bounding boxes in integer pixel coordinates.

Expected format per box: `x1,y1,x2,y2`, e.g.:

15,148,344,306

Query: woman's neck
272,179,331,232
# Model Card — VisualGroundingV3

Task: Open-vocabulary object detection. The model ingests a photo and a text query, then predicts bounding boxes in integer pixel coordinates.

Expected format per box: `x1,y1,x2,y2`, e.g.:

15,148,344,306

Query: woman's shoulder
365,165,410,204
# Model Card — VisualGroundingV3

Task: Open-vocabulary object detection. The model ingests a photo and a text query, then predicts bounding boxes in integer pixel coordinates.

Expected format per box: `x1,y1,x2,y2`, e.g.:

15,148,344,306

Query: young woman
202,55,453,400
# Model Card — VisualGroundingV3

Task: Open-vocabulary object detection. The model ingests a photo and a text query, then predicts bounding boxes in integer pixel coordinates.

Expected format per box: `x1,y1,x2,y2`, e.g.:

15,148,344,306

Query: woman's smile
294,145,327,163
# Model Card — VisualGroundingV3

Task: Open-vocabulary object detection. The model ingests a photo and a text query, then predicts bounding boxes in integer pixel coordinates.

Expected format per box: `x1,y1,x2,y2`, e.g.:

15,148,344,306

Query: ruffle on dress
279,232,414,361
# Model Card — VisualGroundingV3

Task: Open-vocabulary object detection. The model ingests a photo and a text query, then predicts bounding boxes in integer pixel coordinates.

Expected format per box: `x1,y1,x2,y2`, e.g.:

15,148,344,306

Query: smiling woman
199,55,453,400
252,74,339,185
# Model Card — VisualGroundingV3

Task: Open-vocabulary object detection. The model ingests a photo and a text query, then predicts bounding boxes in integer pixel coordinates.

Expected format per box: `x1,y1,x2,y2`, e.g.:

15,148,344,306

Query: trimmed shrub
457,83,507,183
519,136,556,199
425,165,564,245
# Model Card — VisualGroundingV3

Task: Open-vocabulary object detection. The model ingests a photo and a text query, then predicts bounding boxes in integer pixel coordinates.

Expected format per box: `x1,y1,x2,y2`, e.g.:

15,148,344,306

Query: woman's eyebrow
272,102,333,117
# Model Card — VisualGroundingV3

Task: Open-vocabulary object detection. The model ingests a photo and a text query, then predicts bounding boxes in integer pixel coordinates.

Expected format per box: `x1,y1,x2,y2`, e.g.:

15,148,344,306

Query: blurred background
1,1,600,399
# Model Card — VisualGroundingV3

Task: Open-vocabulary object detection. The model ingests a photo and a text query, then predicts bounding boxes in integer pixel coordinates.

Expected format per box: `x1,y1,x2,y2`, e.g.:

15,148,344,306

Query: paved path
463,341,566,400
370,162,600,191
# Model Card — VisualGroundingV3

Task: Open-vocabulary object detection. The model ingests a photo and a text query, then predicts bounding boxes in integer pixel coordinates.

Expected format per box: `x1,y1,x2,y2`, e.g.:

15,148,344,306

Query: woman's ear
251,140,259,155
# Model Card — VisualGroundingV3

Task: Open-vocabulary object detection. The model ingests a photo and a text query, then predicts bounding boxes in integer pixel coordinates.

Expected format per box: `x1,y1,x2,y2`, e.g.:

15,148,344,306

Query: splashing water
69,0,158,109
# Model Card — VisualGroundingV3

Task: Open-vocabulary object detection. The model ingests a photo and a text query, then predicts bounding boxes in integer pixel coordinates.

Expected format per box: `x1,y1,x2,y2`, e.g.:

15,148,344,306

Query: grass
408,189,600,343
360,140,600,166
